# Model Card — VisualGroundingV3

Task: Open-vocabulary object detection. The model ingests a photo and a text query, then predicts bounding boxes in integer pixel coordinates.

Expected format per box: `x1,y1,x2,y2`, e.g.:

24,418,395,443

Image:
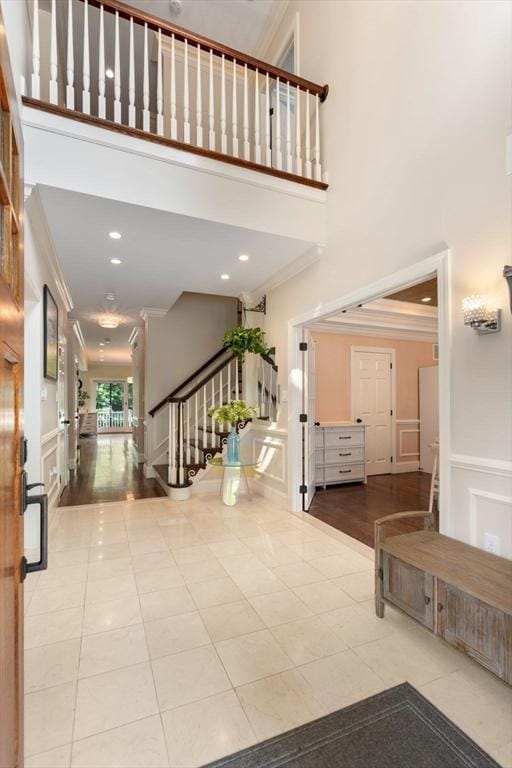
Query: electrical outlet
484,533,500,556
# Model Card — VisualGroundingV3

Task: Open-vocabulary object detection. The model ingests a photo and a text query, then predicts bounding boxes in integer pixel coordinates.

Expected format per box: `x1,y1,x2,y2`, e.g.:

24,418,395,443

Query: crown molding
243,244,322,307
140,307,168,321
310,322,437,343
72,320,87,352
26,185,74,313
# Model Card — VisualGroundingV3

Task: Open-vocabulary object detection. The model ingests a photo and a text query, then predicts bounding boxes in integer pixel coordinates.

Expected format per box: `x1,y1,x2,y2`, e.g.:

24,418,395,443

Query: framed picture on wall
43,284,58,381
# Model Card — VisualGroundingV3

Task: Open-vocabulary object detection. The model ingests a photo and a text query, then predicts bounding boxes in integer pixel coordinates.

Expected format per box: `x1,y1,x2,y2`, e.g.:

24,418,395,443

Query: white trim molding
469,488,512,551
451,454,512,478
41,426,60,445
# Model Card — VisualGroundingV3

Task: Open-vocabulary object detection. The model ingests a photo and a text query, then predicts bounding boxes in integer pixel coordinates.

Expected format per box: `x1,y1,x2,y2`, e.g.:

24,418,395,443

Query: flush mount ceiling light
238,254,249,262
220,274,230,280
105,292,116,301
99,342,105,346
98,315,119,329
110,257,122,265
421,297,432,303
109,231,121,240
105,68,114,79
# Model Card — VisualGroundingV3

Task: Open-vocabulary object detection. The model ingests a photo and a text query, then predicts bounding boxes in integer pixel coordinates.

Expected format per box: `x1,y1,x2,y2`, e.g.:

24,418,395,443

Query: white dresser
315,423,366,488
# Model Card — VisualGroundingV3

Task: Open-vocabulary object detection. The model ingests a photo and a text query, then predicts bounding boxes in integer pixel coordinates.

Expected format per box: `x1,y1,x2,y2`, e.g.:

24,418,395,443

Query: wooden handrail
260,351,278,372
78,0,329,102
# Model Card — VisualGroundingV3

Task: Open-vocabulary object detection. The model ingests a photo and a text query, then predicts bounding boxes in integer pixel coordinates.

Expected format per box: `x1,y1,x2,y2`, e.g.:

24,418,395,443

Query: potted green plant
223,326,275,361
208,400,256,463
78,389,89,409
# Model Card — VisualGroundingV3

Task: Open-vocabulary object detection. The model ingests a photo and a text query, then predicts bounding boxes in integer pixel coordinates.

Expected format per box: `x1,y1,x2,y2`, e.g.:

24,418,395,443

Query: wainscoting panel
250,426,288,502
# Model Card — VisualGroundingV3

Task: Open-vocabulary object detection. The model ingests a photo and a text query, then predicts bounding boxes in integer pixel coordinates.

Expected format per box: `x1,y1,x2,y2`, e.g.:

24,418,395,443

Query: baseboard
392,461,420,474
251,476,288,506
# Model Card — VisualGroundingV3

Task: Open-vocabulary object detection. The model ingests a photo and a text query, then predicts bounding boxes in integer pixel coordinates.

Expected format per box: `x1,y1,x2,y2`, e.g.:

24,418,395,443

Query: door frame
93,378,130,433
287,250,451,529
350,345,396,472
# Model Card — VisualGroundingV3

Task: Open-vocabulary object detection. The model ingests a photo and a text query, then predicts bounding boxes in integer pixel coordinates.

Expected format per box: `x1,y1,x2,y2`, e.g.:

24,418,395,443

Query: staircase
149,347,277,499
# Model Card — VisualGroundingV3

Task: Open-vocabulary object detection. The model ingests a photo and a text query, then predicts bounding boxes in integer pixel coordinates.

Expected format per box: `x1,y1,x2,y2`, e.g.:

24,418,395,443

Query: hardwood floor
308,472,432,548
59,434,166,506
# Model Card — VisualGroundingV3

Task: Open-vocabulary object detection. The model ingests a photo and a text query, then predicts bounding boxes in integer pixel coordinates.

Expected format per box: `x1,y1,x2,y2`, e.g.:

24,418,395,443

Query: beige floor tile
88,543,131,562
200,599,265,642
37,564,88,590
230,568,286,598
208,539,251,558
219,553,269,579
71,715,169,768
85,573,138,605
288,539,343,560
172,544,215,565
25,681,76,757
51,549,89,568
177,557,228,585
87,557,133,582
332,571,375,602
270,615,348,665
74,662,158,741
162,690,255,767
249,590,312,627
129,534,168,555
82,595,142,635
420,668,512,755
492,741,512,768
25,638,81,693
309,551,373,578
299,648,386,711
25,607,83,649
140,585,196,622
26,744,71,768
293,580,355,614
163,528,203,551
134,565,184,594
188,575,244,608
353,626,469,687
320,603,397,647
152,644,231,710
237,669,326,740
272,562,326,588
215,629,294,686
79,624,149,677
28,583,86,616
145,611,210,658
131,551,177,574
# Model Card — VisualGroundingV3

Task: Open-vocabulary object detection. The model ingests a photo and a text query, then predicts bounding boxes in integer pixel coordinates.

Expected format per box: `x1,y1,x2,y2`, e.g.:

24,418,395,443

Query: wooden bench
375,524,512,684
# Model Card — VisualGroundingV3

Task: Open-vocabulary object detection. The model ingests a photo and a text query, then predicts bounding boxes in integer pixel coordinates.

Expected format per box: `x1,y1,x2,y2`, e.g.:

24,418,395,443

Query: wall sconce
462,295,501,335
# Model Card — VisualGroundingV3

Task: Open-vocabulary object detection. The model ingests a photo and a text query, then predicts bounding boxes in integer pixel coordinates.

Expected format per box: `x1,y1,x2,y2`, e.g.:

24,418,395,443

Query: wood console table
375,529,512,684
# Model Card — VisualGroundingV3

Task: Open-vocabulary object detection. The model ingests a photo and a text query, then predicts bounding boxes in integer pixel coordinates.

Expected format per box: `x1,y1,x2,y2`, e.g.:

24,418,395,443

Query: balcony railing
25,0,329,189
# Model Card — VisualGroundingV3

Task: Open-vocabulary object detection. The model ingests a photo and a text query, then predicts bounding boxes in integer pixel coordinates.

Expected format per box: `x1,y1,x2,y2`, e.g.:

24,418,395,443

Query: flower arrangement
208,400,256,426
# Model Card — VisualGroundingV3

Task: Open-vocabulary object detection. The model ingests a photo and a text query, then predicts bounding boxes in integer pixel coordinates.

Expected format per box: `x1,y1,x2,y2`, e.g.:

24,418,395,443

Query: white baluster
183,39,190,143
156,29,163,135
82,0,90,114
208,49,215,150
128,17,135,127
254,68,261,164
286,81,293,172
314,93,322,181
220,54,227,154
305,89,312,178
232,58,238,157
194,393,199,463
142,23,149,131
98,4,105,118
243,64,250,160
235,358,239,399
186,400,191,466
210,378,215,448
275,77,282,170
295,85,302,175
113,11,121,123
178,404,184,485
264,73,271,167
202,385,207,449
49,0,58,104
66,0,74,108
227,361,231,402
218,369,223,408
31,0,40,99
169,404,175,485
196,44,203,147
170,35,177,139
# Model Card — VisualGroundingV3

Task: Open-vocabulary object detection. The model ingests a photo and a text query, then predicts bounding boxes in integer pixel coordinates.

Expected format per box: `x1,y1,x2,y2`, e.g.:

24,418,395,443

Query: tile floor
24,494,512,768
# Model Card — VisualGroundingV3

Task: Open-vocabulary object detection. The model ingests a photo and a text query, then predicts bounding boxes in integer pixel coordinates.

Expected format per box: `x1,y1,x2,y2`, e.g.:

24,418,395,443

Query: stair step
197,426,230,437
186,439,223,456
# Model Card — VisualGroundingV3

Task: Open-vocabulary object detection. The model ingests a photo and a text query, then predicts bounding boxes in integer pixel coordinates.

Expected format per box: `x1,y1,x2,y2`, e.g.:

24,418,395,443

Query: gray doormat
206,683,500,768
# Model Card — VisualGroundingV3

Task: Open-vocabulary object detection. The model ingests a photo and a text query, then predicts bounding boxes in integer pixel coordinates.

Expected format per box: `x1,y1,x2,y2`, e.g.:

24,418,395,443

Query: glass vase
227,428,240,464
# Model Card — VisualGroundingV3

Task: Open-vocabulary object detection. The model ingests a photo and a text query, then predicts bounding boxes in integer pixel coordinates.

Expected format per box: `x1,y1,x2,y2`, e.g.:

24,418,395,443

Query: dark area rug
206,683,500,768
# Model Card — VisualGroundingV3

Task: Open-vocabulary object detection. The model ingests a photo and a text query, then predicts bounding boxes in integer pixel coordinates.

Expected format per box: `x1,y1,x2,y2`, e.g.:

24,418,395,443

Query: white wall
0,0,31,102
259,0,512,553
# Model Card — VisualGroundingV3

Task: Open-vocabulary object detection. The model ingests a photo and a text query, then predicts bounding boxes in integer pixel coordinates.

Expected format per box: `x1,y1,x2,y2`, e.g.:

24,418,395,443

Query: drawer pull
339,452,351,457
338,469,352,474
437,602,444,612
339,436,351,440
424,595,431,605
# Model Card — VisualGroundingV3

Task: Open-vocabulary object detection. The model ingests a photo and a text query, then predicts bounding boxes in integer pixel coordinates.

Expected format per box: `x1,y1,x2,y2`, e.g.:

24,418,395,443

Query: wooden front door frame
288,250,451,530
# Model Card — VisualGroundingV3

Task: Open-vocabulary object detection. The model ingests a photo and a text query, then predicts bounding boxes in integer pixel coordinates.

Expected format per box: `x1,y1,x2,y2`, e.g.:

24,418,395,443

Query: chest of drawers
315,424,366,488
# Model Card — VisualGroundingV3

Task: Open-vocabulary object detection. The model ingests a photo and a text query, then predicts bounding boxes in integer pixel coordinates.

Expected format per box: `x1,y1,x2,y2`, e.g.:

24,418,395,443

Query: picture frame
43,284,58,381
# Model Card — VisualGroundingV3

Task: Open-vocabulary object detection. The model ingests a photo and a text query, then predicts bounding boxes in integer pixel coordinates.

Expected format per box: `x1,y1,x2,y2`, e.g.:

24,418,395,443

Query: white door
302,331,316,510
352,349,393,475
419,366,439,473
57,335,69,491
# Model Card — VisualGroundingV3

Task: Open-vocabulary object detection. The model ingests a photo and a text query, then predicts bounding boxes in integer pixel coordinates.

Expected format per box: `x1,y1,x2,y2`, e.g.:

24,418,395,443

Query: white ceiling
38,186,309,364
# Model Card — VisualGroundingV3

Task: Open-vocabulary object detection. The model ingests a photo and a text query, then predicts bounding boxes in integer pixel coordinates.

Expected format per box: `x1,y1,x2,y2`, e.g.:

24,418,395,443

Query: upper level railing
26,0,329,189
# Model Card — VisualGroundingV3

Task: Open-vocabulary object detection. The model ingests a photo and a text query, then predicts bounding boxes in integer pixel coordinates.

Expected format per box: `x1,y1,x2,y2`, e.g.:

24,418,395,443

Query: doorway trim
287,250,451,527
93,377,131,433
350,345,396,472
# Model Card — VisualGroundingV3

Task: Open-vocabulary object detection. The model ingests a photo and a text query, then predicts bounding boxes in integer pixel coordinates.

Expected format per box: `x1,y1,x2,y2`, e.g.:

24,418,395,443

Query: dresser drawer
324,446,364,465
315,430,324,449
324,463,365,483
324,428,364,448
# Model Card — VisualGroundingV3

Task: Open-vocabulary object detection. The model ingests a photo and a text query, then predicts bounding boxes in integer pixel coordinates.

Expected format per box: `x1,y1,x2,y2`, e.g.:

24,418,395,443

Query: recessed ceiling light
421,297,432,303
109,231,121,240
106,68,114,79
105,292,116,301
238,254,249,262
110,257,122,265
98,315,119,329
99,342,105,346
220,274,230,280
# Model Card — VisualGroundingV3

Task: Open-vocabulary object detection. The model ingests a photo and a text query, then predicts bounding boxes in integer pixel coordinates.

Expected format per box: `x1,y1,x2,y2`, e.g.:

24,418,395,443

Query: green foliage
78,389,89,408
209,399,256,425
95,382,124,411
223,326,274,360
